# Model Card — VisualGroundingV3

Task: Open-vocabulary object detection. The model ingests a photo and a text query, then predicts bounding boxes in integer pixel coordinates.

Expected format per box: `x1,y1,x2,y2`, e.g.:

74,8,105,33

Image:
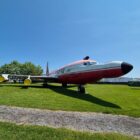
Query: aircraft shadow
21,84,121,109
47,85,121,109
0,84,121,109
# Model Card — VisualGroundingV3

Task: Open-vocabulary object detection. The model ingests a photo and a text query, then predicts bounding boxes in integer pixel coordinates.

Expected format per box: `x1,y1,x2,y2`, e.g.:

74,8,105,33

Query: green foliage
0,61,43,75
0,84,140,117
21,62,43,75
0,122,137,140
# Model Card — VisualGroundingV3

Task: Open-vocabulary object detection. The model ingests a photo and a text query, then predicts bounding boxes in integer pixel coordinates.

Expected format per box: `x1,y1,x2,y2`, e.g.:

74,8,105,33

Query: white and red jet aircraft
0,56,133,93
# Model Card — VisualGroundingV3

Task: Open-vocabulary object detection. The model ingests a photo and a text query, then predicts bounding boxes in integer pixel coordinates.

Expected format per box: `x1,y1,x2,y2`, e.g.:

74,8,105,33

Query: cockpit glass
83,61,96,65
90,62,96,65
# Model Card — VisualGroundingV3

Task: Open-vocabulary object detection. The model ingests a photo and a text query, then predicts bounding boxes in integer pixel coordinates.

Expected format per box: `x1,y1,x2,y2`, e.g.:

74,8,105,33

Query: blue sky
0,0,140,77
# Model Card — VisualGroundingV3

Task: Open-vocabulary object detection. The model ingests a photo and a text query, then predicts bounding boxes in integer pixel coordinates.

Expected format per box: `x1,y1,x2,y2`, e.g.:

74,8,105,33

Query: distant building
99,77,140,83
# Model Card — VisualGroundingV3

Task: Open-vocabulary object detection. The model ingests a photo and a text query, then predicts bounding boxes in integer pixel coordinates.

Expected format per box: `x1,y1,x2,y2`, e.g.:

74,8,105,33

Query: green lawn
0,122,138,140
0,83,140,117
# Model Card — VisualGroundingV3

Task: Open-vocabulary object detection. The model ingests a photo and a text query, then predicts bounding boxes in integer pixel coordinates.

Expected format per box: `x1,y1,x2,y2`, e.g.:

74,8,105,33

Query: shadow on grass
48,85,121,109
1,84,121,109
26,84,120,109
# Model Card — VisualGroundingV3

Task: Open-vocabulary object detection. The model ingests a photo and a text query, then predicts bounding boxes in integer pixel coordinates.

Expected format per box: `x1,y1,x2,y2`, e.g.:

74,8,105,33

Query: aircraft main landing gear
78,85,85,94
62,83,67,87
43,82,48,87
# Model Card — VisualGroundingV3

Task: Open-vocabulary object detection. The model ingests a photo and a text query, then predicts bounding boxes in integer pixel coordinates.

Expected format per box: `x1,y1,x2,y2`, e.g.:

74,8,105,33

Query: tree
21,62,43,75
0,61,43,75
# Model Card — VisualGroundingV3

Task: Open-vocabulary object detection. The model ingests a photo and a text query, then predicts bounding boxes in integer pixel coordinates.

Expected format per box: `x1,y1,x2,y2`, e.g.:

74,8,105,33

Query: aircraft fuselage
49,60,133,84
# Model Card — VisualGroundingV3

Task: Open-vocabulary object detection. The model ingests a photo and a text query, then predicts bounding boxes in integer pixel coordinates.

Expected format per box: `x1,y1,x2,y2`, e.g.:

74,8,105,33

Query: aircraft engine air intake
24,78,32,86
0,75,7,82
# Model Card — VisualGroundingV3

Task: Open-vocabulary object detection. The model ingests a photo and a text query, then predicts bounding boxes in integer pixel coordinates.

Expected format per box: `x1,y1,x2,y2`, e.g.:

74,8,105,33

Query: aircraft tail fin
46,62,49,76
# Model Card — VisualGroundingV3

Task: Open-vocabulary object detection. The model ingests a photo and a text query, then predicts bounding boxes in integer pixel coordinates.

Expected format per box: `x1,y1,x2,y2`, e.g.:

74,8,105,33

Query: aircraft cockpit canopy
83,60,97,65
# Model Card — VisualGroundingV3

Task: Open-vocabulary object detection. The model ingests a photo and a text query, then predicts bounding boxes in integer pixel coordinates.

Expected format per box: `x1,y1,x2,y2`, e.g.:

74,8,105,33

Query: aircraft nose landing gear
78,85,85,94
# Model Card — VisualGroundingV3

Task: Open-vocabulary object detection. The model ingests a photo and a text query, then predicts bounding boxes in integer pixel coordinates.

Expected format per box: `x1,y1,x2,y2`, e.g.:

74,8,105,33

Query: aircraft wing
28,75,58,82
0,74,58,83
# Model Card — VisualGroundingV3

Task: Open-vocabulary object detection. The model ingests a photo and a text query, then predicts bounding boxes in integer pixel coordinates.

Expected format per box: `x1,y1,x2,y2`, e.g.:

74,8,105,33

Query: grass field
0,122,138,140
0,83,140,117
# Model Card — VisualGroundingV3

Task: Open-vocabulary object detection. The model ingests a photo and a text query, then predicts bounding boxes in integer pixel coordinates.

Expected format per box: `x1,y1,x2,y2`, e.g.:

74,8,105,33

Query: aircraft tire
62,83,67,88
43,83,48,87
78,85,85,94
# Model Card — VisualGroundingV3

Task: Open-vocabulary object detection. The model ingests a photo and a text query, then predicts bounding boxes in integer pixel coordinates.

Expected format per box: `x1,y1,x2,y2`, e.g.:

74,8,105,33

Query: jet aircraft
0,56,133,93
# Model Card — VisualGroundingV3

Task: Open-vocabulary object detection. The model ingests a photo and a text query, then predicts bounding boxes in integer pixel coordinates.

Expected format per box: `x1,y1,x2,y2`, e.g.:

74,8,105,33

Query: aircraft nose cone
121,62,133,74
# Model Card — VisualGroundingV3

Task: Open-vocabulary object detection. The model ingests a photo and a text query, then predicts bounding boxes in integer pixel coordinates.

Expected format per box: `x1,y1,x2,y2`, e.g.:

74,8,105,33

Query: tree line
0,61,43,75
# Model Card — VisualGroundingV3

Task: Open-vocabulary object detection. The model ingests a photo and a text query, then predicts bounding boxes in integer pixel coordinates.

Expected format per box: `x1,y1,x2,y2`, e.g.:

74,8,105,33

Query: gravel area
0,105,140,138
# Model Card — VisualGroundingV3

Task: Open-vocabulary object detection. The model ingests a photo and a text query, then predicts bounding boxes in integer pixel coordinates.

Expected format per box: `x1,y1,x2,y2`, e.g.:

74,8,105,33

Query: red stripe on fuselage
58,67,123,84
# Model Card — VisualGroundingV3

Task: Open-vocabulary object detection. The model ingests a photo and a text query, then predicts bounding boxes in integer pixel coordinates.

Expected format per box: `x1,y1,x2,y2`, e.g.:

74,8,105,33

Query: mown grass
0,122,138,140
0,83,140,117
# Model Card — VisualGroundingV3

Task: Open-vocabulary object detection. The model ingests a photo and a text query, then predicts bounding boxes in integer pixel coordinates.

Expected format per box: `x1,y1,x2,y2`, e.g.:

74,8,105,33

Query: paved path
0,105,140,138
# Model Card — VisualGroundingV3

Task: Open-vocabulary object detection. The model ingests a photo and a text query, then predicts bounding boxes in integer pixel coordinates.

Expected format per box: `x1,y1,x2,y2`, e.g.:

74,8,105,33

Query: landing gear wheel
78,85,85,94
62,83,67,88
43,83,48,87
